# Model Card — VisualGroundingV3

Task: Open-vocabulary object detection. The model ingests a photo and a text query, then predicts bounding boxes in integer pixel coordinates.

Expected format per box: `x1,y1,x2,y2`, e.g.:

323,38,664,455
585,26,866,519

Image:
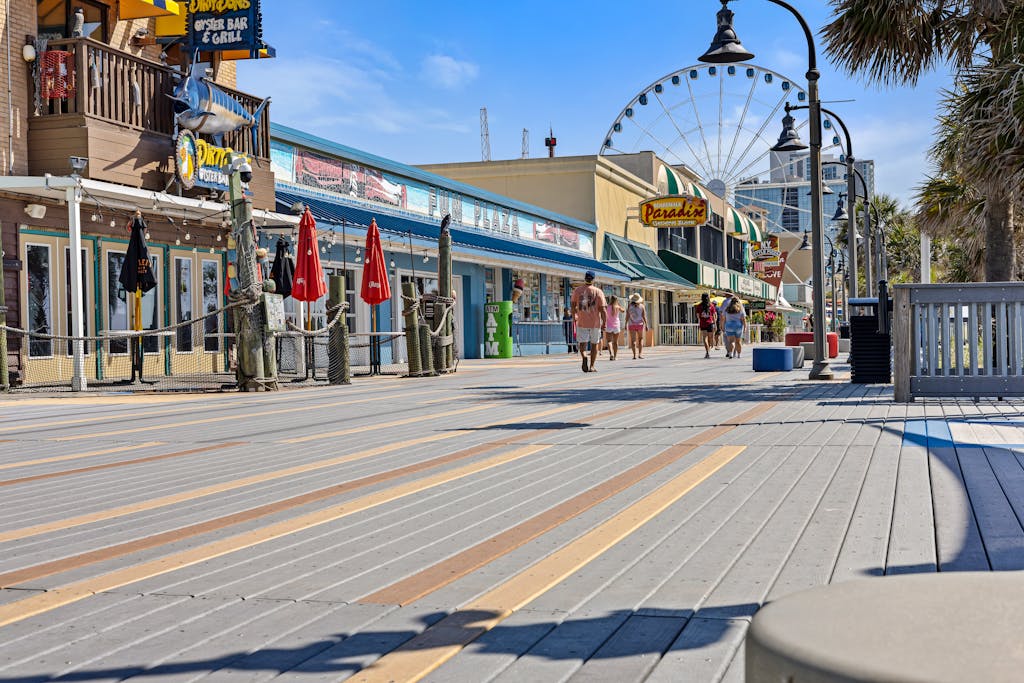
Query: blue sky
239,0,953,209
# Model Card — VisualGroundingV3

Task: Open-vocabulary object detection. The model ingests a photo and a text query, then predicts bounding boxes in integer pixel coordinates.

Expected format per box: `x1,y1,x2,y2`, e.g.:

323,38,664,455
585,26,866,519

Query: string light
389,257,396,268
184,231,191,241
145,230,151,240
110,218,116,228
423,254,429,263
90,213,98,222
216,234,222,242
175,238,181,245
209,246,215,254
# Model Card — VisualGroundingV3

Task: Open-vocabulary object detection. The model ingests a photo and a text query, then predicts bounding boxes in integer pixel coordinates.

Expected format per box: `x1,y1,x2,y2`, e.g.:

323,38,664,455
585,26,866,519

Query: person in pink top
570,270,607,373
604,295,624,360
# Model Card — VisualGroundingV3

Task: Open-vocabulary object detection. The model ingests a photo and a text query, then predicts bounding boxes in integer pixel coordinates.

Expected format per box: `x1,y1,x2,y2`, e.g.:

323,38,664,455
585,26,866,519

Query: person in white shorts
571,271,607,373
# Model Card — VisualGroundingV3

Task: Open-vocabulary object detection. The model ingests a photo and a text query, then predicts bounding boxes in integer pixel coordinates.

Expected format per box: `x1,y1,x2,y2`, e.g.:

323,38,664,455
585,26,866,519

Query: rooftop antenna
480,107,491,161
544,126,557,158
521,128,530,159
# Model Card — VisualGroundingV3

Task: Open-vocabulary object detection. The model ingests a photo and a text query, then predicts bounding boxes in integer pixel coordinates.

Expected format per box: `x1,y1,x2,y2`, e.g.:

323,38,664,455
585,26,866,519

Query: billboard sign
188,0,263,54
639,195,708,228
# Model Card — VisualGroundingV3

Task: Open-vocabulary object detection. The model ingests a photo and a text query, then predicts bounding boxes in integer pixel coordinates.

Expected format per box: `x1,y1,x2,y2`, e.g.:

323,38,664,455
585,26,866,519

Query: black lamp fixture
698,0,755,64
832,193,848,222
799,231,812,251
812,182,834,196
771,103,807,152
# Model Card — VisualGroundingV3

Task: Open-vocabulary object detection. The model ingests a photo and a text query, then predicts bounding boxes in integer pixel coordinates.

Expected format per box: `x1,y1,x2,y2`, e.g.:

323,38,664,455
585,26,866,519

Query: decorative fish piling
169,62,270,156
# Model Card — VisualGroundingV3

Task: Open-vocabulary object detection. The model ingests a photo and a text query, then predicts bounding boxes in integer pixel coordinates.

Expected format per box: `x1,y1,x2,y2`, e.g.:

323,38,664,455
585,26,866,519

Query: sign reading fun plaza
638,195,709,228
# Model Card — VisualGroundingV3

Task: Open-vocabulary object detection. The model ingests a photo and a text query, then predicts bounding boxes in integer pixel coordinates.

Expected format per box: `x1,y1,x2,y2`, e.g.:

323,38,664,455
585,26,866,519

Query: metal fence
513,321,573,355
658,323,766,346
893,283,1024,401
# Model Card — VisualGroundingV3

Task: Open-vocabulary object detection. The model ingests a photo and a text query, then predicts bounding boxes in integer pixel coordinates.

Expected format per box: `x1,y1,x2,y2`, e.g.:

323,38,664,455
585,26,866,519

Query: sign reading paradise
174,130,252,193
188,0,263,54
638,195,708,228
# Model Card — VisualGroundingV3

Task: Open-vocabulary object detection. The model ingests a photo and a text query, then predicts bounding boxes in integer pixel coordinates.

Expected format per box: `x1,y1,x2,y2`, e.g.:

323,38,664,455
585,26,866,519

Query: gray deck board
3,351,1023,682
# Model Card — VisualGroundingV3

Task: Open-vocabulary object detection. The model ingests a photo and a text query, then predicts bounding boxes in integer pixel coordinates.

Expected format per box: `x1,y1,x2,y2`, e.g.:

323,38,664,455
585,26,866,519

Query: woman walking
626,294,648,359
604,295,624,360
723,296,748,358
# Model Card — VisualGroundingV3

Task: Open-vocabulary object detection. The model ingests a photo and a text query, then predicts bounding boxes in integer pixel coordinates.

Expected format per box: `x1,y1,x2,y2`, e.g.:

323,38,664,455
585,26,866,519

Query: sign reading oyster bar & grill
639,195,708,228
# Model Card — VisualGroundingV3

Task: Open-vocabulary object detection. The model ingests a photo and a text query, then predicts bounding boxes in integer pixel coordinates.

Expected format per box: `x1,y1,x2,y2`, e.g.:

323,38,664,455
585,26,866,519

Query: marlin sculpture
169,60,270,155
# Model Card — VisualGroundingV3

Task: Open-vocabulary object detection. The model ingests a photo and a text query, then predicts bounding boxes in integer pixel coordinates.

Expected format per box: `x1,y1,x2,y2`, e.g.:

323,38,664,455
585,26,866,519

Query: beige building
421,151,776,331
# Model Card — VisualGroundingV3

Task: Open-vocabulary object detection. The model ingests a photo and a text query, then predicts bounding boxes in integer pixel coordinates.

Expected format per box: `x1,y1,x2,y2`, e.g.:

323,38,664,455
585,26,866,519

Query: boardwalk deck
0,347,1022,681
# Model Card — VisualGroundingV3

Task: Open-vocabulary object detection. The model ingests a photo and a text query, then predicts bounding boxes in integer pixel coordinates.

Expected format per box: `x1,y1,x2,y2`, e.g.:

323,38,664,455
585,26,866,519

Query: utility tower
480,107,491,161
544,126,557,158
521,129,530,158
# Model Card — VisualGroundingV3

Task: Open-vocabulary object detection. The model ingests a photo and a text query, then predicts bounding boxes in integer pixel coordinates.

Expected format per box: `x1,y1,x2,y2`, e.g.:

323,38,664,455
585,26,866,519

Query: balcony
28,38,274,209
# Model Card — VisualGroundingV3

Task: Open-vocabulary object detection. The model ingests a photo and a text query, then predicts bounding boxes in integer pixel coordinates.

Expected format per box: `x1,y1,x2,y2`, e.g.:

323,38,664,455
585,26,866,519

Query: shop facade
1,0,282,388
268,125,627,361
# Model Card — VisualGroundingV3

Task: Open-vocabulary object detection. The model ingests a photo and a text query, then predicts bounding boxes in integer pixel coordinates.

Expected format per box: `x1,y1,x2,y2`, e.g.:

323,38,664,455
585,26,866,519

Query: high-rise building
735,151,875,242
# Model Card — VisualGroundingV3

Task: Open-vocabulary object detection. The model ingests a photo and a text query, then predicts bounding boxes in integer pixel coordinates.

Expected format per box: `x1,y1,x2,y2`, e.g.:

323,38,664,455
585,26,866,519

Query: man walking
571,270,607,373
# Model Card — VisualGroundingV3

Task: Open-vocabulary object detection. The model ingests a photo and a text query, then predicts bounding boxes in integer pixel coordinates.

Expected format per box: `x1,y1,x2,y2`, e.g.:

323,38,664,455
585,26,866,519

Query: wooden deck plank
885,419,937,575
565,614,685,683
643,617,749,683
767,444,875,601
958,445,1024,570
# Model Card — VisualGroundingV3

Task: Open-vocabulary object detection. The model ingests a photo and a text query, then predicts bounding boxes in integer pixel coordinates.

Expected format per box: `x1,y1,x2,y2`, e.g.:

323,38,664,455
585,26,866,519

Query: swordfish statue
169,59,270,156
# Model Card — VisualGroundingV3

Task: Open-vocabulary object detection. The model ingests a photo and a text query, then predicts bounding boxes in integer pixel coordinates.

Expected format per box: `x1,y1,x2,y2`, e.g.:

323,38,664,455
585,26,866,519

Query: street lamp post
700,0,833,379
784,104,860,299
823,233,838,332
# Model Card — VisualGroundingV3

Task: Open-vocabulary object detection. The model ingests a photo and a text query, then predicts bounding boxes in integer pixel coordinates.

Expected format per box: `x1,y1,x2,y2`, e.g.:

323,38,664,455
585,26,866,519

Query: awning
219,44,277,60
658,166,686,195
727,207,762,242
119,0,181,20
602,234,697,290
276,189,627,281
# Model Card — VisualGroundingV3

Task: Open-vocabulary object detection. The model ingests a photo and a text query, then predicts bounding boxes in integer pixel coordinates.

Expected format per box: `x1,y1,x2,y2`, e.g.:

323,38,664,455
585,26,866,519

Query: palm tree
823,0,1023,281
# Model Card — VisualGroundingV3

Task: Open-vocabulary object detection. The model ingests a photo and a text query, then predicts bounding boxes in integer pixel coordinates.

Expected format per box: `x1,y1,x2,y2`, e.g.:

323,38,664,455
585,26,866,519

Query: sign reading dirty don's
188,0,264,54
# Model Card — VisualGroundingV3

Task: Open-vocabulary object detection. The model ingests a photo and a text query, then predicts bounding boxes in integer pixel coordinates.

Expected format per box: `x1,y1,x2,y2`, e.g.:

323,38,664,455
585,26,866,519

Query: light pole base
809,361,834,380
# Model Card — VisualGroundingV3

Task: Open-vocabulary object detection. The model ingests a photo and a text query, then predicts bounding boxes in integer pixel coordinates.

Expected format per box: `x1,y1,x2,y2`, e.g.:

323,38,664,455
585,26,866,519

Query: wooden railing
35,38,270,159
893,283,1024,401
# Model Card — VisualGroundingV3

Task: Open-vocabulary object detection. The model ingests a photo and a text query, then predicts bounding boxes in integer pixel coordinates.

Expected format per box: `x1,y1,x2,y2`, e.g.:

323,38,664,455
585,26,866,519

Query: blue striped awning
276,190,628,281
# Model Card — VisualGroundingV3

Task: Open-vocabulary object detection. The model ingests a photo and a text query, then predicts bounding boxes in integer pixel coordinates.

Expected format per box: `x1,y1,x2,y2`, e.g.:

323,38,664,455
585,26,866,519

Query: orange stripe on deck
0,442,245,488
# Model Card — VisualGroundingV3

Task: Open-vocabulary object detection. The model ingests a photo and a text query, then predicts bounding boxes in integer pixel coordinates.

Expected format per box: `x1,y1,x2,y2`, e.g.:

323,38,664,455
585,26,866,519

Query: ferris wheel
599,63,848,237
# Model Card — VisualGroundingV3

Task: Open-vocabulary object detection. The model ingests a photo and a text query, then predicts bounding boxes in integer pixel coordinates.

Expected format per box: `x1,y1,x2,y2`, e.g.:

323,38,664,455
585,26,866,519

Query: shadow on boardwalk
0,608,752,682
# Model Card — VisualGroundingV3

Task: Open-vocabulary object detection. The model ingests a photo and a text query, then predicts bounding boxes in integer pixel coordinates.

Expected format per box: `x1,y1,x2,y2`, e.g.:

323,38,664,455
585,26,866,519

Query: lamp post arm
765,0,817,72
784,104,852,158
821,161,867,198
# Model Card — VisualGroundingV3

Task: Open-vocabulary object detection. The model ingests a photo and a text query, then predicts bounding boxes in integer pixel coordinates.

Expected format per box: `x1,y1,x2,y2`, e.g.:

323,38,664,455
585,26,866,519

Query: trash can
848,297,892,384
484,301,513,358
838,321,851,339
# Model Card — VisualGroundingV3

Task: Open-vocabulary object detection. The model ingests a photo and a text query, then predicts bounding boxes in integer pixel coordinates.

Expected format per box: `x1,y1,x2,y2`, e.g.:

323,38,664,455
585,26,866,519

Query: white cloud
421,55,479,90
239,55,471,147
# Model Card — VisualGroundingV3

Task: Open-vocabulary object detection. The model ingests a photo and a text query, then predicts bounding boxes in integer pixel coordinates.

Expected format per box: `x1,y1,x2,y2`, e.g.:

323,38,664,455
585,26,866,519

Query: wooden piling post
402,282,422,377
328,275,350,384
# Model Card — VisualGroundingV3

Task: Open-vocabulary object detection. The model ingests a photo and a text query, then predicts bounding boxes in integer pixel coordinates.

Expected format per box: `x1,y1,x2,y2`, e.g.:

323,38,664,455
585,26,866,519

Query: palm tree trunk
985,192,1016,281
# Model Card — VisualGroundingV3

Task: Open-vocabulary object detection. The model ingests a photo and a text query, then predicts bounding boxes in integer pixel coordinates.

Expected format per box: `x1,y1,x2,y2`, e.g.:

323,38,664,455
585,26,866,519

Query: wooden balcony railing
36,38,270,159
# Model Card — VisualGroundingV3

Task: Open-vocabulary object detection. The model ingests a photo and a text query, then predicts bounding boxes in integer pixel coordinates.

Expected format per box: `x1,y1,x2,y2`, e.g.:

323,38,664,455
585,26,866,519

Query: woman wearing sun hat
626,293,648,359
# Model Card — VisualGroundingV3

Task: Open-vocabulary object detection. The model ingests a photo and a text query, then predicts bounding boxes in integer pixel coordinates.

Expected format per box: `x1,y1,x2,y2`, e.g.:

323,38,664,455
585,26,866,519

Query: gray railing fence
893,283,1024,402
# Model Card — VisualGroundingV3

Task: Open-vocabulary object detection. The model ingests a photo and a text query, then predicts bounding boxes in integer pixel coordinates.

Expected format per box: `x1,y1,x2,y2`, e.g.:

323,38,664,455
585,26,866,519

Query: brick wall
0,0,36,176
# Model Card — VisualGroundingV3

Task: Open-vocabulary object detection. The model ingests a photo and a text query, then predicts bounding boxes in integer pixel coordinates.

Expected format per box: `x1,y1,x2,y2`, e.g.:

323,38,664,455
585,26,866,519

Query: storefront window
202,260,220,352
27,244,53,358
548,277,564,321
64,247,89,356
141,255,160,354
174,257,193,352
514,272,540,320
37,0,109,43
106,252,127,354
484,267,495,302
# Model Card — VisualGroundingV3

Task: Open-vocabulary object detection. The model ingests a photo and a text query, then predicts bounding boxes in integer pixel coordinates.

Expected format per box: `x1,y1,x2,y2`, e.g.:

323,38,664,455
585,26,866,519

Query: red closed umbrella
292,207,326,304
360,219,391,371
360,218,391,306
